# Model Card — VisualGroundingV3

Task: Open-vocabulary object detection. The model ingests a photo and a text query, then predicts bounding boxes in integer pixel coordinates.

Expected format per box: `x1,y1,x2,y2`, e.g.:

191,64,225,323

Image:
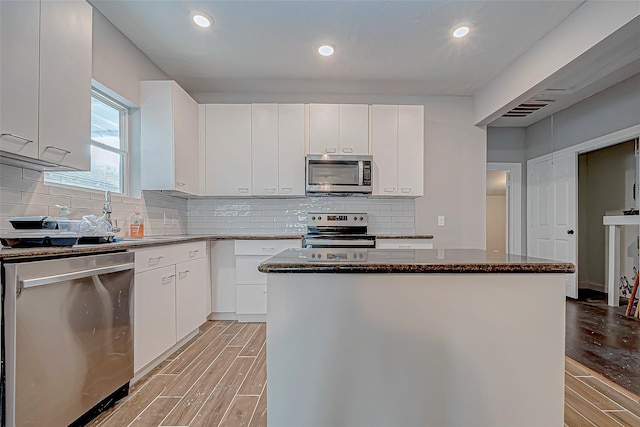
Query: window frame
45,89,130,195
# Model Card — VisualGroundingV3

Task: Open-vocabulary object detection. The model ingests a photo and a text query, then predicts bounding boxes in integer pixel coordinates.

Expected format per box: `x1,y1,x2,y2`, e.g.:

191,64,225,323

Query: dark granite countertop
375,235,433,239
258,248,575,274
0,234,302,261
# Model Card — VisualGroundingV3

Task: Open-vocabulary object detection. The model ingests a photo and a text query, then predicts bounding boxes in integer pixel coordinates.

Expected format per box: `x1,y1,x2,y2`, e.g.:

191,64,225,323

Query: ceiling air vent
502,99,554,118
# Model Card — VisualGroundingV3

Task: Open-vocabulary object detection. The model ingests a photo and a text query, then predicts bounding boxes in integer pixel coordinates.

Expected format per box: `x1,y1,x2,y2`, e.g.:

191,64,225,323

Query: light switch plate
438,216,445,227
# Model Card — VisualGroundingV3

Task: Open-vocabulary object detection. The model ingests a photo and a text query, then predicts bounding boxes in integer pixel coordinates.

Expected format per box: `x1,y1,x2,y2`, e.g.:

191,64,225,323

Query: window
45,90,128,193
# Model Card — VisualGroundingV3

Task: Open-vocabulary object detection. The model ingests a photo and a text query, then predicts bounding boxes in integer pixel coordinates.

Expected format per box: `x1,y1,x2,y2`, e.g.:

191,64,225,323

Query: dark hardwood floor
566,289,640,396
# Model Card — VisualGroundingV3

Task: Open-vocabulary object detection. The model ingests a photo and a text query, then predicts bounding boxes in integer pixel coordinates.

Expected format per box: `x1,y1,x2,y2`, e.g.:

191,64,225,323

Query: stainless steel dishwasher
2,251,134,427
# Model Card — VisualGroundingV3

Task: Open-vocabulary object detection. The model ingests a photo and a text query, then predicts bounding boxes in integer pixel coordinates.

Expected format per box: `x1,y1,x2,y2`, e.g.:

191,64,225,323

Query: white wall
91,8,167,105
526,73,640,160
193,93,487,249
486,195,506,252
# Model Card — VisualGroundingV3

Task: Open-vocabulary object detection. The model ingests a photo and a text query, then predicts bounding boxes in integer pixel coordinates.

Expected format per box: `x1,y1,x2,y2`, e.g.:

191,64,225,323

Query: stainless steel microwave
306,154,373,194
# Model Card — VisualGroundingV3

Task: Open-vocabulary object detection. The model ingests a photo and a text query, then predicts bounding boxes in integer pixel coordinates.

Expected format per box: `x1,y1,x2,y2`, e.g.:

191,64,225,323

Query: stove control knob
318,216,322,220
311,254,316,259
359,217,364,221
353,216,357,221
311,216,316,220
318,254,322,259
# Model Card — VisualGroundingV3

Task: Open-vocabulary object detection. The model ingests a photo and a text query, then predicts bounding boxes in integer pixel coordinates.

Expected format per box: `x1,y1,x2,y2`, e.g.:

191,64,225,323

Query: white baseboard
208,312,238,321
132,328,199,384
237,314,266,323
578,281,605,292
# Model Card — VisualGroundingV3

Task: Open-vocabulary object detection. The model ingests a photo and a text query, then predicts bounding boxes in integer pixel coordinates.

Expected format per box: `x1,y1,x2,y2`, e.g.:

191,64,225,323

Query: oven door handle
20,263,135,289
304,239,375,247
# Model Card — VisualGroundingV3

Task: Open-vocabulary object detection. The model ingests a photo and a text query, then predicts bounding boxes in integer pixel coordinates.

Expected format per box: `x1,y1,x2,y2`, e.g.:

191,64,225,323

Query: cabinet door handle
238,187,249,193
44,146,71,155
178,270,190,279
281,187,292,193
176,181,186,187
399,245,411,249
162,274,175,284
341,147,353,153
384,187,396,193
1,133,33,144
189,250,199,257
401,188,411,193
262,247,275,251
325,148,337,153
265,188,276,193
148,256,164,265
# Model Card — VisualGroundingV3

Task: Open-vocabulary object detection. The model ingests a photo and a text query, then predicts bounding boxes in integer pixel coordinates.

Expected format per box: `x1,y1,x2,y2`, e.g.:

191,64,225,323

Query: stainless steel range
302,213,375,248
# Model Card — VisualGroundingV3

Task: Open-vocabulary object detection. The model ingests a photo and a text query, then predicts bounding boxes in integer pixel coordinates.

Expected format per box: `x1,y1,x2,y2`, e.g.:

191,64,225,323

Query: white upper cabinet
371,105,399,195
0,0,40,159
1,0,92,170
397,105,424,196
141,81,200,195
251,103,305,196
204,104,252,196
278,104,305,196
309,104,369,155
370,105,424,197
251,104,279,196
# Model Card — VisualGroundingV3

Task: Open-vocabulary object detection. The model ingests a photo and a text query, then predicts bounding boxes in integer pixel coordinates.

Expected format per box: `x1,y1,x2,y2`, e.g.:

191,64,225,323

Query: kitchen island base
266,273,565,427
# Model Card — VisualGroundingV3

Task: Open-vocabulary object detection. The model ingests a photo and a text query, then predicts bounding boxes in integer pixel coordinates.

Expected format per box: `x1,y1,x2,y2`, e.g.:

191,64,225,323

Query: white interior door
528,153,578,298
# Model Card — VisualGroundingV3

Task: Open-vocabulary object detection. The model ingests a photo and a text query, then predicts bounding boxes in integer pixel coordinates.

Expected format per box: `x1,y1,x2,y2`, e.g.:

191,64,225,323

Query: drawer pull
399,245,411,249
281,187,292,193
238,187,249,193
325,148,337,153
162,274,175,284
341,147,353,153
262,247,275,251
43,145,71,155
265,188,276,193
384,187,396,193
189,250,199,257
400,188,411,193
178,270,190,279
1,133,33,144
176,181,186,187
148,256,164,265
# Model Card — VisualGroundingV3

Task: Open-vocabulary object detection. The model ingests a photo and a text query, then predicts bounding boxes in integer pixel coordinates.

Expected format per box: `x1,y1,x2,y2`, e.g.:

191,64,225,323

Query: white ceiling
91,0,586,96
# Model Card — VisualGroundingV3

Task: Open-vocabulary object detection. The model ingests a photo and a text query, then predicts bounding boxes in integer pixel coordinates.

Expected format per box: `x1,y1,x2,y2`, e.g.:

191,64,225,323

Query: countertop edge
258,263,575,274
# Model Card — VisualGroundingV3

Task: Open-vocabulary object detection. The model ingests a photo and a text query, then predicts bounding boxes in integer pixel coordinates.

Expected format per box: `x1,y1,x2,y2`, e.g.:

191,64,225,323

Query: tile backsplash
1,164,415,237
187,197,414,235
0,164,188,236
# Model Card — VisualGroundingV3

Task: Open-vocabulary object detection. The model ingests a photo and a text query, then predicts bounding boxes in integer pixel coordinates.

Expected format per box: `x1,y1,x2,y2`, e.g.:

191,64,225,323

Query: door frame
487,162,522,255
526,124,640,270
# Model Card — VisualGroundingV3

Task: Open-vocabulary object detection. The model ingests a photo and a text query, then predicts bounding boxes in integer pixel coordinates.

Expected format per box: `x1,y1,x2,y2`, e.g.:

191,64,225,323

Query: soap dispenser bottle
129,210,144,238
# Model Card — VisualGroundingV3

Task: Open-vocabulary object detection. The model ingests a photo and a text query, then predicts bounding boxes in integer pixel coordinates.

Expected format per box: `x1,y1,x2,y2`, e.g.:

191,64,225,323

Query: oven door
306,154,372,194
302,235,376,248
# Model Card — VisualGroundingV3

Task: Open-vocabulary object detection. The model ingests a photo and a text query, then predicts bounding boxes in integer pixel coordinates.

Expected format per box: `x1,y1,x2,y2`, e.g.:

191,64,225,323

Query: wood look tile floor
87,321,640,427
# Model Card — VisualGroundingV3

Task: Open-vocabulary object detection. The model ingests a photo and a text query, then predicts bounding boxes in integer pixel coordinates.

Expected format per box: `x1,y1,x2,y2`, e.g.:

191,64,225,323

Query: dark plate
0,236,79,248
623,209,639,215
77,235,115,244
10,217,58,229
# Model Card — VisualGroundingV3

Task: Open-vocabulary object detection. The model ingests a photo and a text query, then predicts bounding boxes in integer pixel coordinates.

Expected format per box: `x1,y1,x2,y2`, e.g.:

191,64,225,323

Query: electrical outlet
438,216,445,227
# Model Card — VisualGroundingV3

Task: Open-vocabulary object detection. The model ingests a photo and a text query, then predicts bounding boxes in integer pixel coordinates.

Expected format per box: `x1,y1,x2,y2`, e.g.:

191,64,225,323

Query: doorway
486,163,522,255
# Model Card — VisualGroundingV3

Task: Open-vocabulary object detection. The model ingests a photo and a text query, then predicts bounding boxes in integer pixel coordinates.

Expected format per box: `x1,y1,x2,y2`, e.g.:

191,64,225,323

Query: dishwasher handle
20,262,135,289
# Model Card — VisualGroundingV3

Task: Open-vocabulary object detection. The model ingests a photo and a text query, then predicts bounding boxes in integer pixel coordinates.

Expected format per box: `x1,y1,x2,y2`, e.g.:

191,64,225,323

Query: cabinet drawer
172,241,206,264
236,284,267,315
376,239,433,249
236,255,269,285
234,239,300,256
134,247,175,273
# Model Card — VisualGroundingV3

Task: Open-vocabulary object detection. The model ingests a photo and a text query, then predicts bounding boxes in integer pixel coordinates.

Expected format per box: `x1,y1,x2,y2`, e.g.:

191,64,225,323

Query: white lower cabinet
133,241,208,374
176,257,208,341
233,239,301,321
134,265,177,373
375,238,433,249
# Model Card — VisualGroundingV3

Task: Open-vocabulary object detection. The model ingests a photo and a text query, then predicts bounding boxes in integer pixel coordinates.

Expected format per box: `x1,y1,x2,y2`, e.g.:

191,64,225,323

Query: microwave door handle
358,161,364,186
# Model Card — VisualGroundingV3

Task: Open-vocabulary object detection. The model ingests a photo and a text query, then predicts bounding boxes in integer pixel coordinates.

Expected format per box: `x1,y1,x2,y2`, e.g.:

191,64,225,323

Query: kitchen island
259,248,574,427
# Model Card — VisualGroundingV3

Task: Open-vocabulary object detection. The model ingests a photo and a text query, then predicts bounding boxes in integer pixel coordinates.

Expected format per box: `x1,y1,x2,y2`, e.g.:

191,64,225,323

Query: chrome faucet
103,191,121,233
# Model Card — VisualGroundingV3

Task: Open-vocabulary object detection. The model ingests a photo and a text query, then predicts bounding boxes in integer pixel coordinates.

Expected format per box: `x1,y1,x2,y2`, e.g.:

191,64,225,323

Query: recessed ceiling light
452,25,470,38
192,13,212,28
318,44,335,56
